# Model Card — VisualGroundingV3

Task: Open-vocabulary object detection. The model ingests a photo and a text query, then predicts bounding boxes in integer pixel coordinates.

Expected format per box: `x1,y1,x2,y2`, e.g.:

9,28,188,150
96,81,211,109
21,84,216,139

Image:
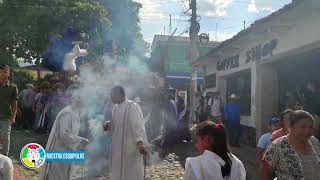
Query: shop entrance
226,70,251,116
275,48,320,112
226,69,255,145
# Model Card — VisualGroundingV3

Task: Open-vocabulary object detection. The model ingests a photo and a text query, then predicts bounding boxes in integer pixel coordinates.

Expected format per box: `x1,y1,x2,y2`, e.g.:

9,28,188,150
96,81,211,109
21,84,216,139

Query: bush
42,73,55,82
11,69,37,90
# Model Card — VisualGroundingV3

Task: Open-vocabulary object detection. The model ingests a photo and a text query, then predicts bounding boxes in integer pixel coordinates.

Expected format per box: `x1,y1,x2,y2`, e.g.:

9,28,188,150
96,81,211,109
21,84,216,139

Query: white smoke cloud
248,0,259,13
207,31,234,42
260,6,276,13
198,0,232,17
75,51,155,178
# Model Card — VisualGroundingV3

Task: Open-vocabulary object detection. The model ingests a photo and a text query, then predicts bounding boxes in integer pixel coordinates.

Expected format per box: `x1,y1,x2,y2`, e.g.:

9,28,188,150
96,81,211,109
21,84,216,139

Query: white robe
184,150,246,180
40,106,86,180
110,99,148,180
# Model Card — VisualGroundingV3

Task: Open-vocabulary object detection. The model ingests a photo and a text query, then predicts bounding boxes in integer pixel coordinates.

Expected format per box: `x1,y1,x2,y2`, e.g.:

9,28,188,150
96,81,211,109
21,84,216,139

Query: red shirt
271,128,287,142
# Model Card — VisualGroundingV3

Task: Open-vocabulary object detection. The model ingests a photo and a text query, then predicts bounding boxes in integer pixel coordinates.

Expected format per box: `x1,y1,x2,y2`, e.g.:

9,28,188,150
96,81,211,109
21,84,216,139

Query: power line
173,0,189,32
140,11,252,22
141,0,286,6
231,0,285,6
140,11,182,14
140,18,189,22
142,1,184,6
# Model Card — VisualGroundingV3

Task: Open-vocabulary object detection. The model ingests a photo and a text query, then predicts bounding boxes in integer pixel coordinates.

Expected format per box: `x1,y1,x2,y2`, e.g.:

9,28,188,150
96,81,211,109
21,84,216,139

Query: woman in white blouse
184,121,246,180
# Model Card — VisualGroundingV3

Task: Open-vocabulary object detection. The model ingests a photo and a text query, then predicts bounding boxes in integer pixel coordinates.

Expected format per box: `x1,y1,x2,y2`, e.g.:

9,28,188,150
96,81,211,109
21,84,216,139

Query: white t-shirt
210,97,222,117
0,154,13,180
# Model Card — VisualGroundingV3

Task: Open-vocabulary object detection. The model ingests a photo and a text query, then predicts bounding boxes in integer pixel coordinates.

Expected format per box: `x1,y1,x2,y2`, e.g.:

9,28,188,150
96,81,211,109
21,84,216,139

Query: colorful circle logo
20,143,46,169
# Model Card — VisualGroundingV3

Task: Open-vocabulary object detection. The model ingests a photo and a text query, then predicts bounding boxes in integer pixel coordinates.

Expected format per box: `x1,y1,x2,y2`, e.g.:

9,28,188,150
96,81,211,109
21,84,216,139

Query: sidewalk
233,145,259,180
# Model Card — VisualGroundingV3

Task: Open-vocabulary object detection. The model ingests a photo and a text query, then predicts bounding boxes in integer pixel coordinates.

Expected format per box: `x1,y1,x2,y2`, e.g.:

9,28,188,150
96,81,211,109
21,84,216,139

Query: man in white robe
105,86,148,180
40,92,89,180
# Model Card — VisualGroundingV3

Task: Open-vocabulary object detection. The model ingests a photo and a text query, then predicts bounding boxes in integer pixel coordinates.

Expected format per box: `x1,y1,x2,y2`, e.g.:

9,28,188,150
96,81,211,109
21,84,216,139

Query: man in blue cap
256,117,281,166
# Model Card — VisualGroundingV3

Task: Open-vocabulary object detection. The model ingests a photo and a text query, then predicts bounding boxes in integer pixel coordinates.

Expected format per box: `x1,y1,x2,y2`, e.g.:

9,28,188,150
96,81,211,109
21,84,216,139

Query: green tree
0,0,111,65
0,0,148,69
100,0,148,58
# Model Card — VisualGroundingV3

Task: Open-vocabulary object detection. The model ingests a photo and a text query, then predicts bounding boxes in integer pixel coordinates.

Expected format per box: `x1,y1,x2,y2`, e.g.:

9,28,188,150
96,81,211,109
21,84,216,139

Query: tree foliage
0,0,111,66
100,0,146,55
0,0,147,68
11,69,37,89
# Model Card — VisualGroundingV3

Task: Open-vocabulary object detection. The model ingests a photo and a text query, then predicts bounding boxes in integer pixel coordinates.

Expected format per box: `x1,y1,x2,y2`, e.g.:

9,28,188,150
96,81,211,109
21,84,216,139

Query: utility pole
169,14,172,34
190,0,199,124
215,23,218,41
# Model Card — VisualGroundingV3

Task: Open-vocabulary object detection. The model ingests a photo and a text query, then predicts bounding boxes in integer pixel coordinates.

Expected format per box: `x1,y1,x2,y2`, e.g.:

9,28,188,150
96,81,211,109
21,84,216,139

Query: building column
202,66,207,92
260,63,279,132
252,62,279,142
251,62,262,142
217,76,227,103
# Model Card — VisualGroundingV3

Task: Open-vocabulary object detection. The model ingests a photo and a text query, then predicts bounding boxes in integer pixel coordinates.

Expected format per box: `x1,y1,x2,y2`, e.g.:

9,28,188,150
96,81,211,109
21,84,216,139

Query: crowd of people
192,88,320,179
0,64,83,179
255,82,320,179
283,82,320,139
1,62,320,180
195,91,242,146
17,80,76,133
257,110,320,179
146,93,191,152
41,85,247,180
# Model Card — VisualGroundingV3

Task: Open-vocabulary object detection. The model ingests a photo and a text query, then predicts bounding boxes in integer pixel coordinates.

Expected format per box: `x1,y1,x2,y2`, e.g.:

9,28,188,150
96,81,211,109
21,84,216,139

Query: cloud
247,0,277,14
137,0,166,20
248,0,259,13
260,7,276,13
198,0,232,17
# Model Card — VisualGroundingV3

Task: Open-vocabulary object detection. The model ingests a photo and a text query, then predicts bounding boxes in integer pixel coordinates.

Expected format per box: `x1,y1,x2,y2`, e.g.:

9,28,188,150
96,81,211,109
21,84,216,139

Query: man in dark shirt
0,65,18,156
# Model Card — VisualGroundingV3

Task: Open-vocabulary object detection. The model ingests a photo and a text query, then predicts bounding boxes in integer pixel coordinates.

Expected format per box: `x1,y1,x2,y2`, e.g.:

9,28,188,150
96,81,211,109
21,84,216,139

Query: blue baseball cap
0,64,10,70
268,117,280,125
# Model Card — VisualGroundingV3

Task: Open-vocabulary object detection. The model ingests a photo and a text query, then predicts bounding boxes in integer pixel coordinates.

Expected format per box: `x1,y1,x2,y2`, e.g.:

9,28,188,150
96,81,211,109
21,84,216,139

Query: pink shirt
271,128,287,142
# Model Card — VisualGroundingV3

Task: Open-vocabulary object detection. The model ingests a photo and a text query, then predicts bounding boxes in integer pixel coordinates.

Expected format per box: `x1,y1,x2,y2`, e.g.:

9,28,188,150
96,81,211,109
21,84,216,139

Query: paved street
10,129,258,180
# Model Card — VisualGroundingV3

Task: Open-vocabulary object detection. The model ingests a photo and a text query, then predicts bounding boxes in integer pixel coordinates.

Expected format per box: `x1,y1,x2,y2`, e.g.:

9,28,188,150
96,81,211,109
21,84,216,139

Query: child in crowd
271,109,293,142
48,82,67,130
184,121,246,180
33,82,51,131
256,117,281,166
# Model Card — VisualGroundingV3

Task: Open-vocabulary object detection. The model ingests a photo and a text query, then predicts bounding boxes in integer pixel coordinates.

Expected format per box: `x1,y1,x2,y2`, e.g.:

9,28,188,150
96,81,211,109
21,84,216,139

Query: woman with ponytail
184,121,246,180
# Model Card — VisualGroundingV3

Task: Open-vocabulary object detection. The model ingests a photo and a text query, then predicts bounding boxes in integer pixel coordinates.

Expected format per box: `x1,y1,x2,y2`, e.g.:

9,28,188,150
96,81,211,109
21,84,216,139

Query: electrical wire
141,1,184,6
140,18,189,22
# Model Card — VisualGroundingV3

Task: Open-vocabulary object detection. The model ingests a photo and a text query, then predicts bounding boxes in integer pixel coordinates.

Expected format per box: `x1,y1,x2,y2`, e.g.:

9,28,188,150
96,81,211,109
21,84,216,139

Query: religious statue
63,42,88,71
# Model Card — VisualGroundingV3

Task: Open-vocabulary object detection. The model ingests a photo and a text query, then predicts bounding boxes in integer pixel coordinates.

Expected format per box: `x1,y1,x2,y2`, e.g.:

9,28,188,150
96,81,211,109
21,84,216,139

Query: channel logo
20,143,46,169
20,143,86,169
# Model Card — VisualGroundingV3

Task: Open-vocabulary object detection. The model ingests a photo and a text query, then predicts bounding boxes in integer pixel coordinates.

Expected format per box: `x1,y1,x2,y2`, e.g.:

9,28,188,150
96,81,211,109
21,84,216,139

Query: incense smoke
74,53,160,178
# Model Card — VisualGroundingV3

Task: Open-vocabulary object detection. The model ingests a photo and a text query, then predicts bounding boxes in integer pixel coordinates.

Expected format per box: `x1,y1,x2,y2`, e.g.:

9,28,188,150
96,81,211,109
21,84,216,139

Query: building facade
193,0,320,144
150,35,219,103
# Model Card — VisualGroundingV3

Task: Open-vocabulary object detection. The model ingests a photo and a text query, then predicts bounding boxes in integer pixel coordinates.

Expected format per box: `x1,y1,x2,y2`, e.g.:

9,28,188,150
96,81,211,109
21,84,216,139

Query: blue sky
137,0,292,43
